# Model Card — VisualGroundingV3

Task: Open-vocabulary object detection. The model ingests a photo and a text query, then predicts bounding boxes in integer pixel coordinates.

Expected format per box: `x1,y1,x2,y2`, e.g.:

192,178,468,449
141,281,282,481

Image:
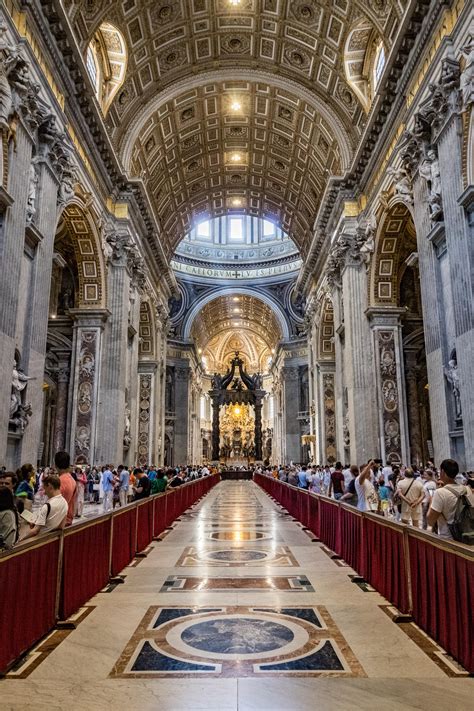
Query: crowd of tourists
260,459,474,544
2,452,473,549
0,453,215,550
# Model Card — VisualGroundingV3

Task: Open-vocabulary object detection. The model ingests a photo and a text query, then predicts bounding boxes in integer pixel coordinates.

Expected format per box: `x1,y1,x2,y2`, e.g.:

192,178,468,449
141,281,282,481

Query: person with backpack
428,459,474,544
21,474,67,539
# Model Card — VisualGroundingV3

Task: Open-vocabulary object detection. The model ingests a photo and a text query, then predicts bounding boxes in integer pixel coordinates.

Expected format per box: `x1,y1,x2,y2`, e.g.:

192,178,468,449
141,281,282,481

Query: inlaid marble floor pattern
2,481,472,711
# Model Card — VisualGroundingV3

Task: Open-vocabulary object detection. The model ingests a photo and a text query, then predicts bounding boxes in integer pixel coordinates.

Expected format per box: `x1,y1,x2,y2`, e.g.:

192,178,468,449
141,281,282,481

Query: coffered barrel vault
63,0,407,255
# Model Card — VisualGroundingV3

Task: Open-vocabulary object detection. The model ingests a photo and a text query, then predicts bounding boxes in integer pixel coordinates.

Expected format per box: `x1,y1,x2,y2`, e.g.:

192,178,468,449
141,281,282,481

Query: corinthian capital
106,232,132,265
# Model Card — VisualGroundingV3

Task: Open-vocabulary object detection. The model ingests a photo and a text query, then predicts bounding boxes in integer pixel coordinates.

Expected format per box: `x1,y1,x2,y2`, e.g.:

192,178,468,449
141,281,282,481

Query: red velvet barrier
0,536,60,674
364,516,409,614
165,489,178,527
110,507,137,576
60,518,111,620
153,494,167,537
254,473,473,671
339,506,363,573
408,535,474,673
318,498,340,554
308,494,319,537
175,485,184,517
296,488,307,526
136,499,154,553
288,486,298,518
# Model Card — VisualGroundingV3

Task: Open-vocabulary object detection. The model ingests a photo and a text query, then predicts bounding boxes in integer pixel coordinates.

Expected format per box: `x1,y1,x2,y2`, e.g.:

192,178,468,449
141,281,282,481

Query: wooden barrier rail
0,474,219,674
254,473,474,673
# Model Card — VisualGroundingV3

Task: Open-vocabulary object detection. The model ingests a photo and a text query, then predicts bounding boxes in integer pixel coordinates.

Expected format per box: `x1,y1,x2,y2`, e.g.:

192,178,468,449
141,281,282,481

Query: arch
182,287,290,342
139,300,156,359
344,20,384,112
86,22,127,115
59,202,107,309
368,202,416,307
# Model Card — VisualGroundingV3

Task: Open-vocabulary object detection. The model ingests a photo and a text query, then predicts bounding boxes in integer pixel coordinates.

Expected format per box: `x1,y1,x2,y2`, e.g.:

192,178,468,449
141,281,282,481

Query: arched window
85,22,127,115
373,43,386,89
86,45,99,93
344,22,385,111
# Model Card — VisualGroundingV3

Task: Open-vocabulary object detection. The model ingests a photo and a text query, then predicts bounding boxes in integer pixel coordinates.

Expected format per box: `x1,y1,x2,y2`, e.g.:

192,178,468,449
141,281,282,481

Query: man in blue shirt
102,465,114,512
118,465,129,507
297,466,310,489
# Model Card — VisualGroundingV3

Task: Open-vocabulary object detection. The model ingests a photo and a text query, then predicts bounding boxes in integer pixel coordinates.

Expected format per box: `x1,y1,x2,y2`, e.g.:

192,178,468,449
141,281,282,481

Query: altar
210,352,264,463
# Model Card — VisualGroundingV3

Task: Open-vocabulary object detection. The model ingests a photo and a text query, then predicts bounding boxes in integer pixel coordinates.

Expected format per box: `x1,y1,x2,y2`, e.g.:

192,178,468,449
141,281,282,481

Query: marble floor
2,481,472,710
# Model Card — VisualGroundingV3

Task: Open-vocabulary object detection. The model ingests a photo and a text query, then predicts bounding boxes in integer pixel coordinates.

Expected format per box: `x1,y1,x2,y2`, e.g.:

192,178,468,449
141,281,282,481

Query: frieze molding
376,330,402,464
137,373,152,467
322,372,336,465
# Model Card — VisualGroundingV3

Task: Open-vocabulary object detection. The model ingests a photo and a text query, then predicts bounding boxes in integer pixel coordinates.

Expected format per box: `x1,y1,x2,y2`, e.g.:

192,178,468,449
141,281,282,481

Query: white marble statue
419,149,442,219
460,40,474,108
444,358,462,420
10,363,33,418
387,167,413,205
26,162,39,223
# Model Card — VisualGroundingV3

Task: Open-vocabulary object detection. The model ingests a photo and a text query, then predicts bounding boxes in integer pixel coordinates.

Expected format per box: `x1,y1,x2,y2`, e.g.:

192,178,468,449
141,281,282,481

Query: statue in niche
123,407,131,449
60,285,73,312
26,161,39,223
343,413,350,447
444,351,462,422
460,41,474,108
10,401,32,433
10,360,34,432
10,361,33,419
419,148,443,220
0,59,12,129
360,214,376,265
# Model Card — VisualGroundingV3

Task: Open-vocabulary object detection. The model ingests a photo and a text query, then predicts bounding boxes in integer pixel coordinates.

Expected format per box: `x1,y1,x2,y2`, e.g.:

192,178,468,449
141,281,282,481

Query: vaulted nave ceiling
65,0,407,259
190,294,282,373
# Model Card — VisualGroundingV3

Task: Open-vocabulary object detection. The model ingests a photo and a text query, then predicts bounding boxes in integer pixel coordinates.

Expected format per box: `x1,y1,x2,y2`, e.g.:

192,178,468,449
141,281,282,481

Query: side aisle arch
59,202,107,309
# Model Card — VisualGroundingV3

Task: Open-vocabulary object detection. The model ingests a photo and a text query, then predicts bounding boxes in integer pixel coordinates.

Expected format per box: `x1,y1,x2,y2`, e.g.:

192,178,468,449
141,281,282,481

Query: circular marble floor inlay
181,618,294,654
209,531,269,541
207,550,267,562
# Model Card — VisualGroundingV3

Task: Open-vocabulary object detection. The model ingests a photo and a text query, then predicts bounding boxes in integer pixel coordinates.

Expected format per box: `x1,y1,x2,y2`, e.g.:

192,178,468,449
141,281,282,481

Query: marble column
174,364,190,466
52,351,71,453
151,323,163,467
436,109,474,467
254,394,263,461
68,309,108,464
282,367,300,464
95,237,132,465
367,308,409,466
331,288,345,461
404,349,424,465
340,247,379,464
211,394,220,461
20,153,62,465
0,118,35,467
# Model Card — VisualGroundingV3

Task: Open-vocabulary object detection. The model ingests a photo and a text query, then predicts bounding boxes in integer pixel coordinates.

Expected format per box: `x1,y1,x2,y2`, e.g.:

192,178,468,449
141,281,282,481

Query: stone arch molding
317,294,335,361
139,299,156,360
368,200,416,307
58,200,107,309
182,287,291,342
